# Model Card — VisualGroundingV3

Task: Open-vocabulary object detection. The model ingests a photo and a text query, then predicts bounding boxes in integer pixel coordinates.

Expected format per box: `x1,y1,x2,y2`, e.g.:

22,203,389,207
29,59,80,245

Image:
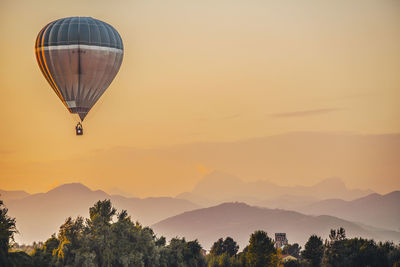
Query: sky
0,0,399,196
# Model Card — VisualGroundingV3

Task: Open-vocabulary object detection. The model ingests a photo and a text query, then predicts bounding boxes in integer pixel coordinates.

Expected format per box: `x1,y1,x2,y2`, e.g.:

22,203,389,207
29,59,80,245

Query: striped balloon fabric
35,17,124,121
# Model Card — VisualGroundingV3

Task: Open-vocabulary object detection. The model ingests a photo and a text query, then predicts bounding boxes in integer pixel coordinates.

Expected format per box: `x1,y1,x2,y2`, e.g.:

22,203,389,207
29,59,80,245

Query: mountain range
298,191,400,231
177,171,399,231
3,132,399,198
152,202,400,250
177,171,372,206
1,181,398,247
2,183,198,244
0,189,30,203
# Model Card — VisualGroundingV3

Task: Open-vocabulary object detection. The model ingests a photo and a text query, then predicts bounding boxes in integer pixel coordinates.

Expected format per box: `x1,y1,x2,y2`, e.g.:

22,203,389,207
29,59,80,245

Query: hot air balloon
35,17,123,135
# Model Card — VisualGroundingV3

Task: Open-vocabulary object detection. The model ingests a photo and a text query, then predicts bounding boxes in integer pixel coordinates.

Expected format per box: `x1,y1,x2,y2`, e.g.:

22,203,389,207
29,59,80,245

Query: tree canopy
0,199,17,266
302,235,324,267
1,198,400,267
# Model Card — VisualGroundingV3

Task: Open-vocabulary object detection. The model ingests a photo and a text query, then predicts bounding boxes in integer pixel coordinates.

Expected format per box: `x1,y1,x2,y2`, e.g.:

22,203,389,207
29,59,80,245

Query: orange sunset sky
0,0,399,197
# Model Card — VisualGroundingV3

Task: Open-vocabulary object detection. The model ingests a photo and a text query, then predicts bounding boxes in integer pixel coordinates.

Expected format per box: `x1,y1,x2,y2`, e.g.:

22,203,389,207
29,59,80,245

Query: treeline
206,230,400,267
1,199,400,267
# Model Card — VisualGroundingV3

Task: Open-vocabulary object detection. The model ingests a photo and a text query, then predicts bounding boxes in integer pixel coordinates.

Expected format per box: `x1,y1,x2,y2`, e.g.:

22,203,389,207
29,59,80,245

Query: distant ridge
2,183,199,244
46,183,98,194
177,171,372,206
153,202,400,250
298,191,400,231
2,132,398,198
0,189,30,202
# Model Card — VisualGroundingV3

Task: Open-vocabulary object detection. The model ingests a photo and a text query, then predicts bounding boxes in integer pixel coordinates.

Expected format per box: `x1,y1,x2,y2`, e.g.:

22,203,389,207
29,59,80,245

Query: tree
302,235,324,267
88,199,117,225
31,234,60,266
0,199,17,266
8,251,33,267
53,216,86,266
245,230,279,267
210,238,225,256
210,237,239,257
155,236,166,247
184,239,206,266
207,252,232,267
110,210,143,266
329,227,346,242
159,237,206,267
223,237,239,257
283,260,301,267
282,243,301,258
322,237,398,267
87,199,116,267
236,247,248,267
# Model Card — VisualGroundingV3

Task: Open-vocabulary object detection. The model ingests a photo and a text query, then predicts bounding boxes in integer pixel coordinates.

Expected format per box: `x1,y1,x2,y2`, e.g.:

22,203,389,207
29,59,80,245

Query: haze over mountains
153,202,400,250
298,191,400,231
177,171,372,206
177,171,398,232
151,132,400,194
0,189,30,202
1,177,399,248
3,132,399,197
2,183,198,244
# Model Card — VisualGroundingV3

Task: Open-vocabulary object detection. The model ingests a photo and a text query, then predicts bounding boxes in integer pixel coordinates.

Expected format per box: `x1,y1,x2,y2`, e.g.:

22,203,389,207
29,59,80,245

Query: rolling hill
297,191,400,231
152,202,400,250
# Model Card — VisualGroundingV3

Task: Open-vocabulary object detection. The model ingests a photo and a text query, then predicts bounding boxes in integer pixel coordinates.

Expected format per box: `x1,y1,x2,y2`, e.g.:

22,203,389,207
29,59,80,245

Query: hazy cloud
270,108,342,118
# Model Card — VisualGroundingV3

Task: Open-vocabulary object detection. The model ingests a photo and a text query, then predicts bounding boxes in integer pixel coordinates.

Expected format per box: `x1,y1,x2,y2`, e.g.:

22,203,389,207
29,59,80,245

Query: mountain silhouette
4,132,399,197
298,191,400,231
0,189,30,202
3,183,199,244
152,202,400,250
256,195,319,210
177,171,372,206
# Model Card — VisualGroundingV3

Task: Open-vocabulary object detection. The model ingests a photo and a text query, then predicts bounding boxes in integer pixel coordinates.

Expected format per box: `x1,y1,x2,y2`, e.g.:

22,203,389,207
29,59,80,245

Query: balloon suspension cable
69,113,81,124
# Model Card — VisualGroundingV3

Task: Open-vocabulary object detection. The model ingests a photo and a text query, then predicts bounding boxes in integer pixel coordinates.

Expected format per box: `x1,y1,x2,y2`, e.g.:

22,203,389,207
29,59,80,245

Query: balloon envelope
35,17,124,121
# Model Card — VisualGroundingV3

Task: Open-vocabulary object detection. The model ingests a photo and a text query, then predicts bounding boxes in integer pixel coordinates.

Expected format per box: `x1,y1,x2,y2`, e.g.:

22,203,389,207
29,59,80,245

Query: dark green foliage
210,237,239,257
196,231,283,267
30,234,60,266
0,199,17,266
26,200,206,267
323,238,400,267
207,252,234,267
328,227,346,242
283,259,301,267
8,251,34,267
236,248,247,267
53,217,84,266
87,200,116,266
207,237,241,267
156,236,167,247
282,243,301,258
210,238,224,256
158,237,206,267
302,235,324,267
245,230,279,267
388,243,400,267
4,198,400,267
